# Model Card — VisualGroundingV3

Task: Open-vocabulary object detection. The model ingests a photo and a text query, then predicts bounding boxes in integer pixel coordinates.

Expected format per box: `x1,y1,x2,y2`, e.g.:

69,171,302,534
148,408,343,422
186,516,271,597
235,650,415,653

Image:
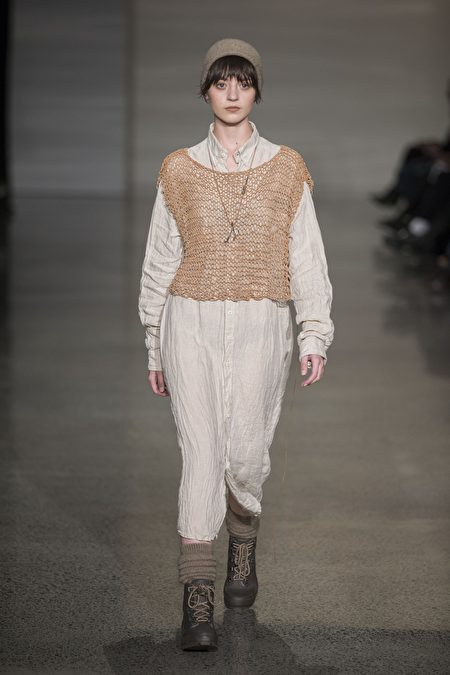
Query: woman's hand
300,354,325,387
148,370,170,397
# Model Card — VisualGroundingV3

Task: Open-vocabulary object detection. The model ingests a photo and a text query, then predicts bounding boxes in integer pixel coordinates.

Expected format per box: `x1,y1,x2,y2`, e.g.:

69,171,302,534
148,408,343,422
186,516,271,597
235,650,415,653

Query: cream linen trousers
160,293,293,541
138,120,334,541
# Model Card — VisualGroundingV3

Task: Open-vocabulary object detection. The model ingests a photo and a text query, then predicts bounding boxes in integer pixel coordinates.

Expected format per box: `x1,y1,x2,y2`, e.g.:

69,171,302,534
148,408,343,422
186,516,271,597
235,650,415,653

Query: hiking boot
223,536,258,608
180,578,218,651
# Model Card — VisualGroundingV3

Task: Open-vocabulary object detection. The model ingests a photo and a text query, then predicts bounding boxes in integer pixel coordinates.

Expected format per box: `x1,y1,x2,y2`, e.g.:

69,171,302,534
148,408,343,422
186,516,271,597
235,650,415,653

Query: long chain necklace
207,139,259,243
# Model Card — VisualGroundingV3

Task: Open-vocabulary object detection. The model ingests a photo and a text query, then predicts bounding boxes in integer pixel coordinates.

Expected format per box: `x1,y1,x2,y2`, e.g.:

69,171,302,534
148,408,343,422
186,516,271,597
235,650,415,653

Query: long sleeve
289,180,335,365
138,184,184,371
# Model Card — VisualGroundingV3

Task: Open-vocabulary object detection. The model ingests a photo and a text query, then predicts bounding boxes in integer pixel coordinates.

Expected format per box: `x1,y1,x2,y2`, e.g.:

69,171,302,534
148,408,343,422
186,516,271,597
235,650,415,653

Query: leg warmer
225,504,260,540
178,542,217,584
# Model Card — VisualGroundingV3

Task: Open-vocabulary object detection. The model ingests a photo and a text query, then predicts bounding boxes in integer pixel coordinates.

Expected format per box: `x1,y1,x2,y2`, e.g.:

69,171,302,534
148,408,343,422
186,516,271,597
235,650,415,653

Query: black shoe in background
377,212,412,230
370,187,401,206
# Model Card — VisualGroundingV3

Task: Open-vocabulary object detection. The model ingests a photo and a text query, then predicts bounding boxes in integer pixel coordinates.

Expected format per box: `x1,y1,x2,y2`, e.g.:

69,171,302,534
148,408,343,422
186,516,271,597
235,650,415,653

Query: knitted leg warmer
225,504,260,540
178,542,217,584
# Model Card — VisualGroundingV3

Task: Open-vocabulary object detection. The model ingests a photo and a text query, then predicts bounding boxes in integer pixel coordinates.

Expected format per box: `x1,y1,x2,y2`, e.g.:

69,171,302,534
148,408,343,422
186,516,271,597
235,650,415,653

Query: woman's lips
226,107,240,111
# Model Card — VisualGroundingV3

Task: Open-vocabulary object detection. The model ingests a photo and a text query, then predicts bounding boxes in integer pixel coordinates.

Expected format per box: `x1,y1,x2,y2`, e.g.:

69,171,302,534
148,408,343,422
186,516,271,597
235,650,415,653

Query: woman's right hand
148,370,170,397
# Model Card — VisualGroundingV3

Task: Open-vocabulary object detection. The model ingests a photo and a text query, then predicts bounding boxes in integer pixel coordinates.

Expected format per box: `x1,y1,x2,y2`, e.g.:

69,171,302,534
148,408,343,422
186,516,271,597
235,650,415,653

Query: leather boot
223,535,258,608
180,578,218,651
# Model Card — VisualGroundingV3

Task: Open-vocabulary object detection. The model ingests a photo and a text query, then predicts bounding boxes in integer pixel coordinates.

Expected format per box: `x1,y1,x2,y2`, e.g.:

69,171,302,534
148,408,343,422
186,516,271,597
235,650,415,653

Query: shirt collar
207,120,260,166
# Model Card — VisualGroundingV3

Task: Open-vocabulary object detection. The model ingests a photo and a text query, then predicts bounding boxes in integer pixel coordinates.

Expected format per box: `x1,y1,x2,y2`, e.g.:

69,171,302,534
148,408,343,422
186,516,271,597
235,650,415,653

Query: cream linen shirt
138,120,334,370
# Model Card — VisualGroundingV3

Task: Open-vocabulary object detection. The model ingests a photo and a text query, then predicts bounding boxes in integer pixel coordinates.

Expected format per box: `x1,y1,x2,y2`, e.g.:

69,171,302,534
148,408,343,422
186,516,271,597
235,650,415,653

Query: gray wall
131,0,450,195
11,0,126,196
10,1,450,196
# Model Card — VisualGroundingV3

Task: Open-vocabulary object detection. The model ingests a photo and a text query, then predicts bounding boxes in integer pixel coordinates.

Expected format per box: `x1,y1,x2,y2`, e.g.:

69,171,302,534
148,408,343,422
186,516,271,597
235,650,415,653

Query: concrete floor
1,189,449,673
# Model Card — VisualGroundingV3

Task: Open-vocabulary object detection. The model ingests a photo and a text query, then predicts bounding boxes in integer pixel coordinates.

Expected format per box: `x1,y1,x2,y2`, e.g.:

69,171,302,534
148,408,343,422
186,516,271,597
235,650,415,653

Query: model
138,37,335,651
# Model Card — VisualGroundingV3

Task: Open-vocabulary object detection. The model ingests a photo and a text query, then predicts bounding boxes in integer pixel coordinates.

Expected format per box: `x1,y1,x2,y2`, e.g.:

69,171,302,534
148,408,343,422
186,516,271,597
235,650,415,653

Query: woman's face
207,76,256,124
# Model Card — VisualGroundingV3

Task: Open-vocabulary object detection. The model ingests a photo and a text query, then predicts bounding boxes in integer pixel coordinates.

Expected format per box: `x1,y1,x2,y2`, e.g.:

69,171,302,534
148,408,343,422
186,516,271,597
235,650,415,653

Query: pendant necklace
207,139,259,243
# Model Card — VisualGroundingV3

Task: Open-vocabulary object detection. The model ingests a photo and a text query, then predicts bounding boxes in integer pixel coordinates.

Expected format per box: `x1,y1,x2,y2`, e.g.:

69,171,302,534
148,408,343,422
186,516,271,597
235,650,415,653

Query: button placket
223,300,234,470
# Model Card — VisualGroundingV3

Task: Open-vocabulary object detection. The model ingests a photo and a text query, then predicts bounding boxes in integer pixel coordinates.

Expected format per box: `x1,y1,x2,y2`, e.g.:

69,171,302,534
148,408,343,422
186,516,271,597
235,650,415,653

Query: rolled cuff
145,325,163,371
148,349,162,372
298,336,328,366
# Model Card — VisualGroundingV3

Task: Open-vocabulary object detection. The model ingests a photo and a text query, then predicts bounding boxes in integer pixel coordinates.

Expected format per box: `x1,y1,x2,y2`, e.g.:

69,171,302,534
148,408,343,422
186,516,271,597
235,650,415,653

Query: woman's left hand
300,354,325,387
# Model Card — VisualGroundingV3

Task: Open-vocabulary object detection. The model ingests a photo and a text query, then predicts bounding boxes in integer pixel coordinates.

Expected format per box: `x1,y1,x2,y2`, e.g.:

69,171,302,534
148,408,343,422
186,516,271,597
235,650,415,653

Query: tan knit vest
156,144,314,301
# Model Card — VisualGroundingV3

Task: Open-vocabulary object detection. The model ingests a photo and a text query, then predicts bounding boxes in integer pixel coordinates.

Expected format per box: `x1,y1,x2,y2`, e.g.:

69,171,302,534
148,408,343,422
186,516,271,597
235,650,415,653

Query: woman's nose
227,80,239,99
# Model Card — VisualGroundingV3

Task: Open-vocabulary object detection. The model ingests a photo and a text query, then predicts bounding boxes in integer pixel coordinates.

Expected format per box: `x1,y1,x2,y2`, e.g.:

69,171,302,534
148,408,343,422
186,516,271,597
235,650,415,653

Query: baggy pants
160,293,294,541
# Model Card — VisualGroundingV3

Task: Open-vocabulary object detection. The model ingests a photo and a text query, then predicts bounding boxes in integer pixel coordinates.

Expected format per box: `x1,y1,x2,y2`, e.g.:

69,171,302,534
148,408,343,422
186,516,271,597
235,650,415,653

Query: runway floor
1,191,449,673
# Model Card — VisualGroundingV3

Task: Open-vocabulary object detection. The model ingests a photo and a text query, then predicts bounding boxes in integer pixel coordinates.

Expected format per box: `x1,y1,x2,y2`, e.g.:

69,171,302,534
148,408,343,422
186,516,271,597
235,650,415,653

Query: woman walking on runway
138,37,334,651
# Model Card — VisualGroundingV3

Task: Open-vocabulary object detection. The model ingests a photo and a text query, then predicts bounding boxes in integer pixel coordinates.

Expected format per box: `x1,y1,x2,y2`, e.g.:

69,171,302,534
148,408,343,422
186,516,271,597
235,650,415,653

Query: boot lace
187,583,216,622
231,540,254,581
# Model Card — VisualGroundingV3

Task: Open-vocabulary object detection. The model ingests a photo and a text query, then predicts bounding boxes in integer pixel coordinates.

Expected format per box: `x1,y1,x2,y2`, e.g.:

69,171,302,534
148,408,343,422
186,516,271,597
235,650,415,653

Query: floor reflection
104,610,450,674
373,243,450,378
105,609,337,674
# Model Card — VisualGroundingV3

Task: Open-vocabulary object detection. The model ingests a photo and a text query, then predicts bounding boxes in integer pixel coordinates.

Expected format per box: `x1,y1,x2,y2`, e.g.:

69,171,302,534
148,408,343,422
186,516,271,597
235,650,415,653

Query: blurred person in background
371,77,450,221
371,78,450,285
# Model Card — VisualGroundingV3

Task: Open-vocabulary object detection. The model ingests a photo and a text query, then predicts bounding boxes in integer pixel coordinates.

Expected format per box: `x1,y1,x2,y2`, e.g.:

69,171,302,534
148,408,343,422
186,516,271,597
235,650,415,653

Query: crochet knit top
156,144,314,301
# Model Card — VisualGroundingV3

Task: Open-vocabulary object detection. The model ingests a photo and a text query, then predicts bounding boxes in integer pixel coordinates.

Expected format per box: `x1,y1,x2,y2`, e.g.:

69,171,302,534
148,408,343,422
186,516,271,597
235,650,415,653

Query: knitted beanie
200,38,263,92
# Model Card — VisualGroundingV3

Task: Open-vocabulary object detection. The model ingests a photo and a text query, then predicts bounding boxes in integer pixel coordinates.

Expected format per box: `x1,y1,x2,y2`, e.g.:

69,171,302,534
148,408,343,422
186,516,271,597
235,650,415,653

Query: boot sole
224,592,257,608
181,638,218,651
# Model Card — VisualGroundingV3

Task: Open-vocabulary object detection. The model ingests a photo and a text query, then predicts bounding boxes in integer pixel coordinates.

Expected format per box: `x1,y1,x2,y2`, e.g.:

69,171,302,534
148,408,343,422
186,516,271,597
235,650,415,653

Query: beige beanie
200,38,263,92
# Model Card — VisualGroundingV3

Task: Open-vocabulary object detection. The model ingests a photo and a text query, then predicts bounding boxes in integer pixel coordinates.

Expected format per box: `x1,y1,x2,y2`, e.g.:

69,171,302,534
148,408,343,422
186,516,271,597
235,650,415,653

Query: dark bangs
200,55,262,103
